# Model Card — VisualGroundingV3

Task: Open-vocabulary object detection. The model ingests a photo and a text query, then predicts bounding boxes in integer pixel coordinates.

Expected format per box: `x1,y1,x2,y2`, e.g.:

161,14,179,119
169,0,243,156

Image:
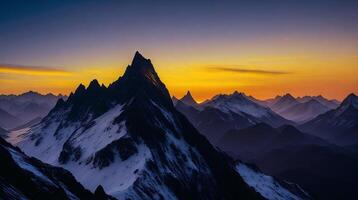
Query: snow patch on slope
236,162,302,200
68,104,126,159
204,94,273,118
63,144,151,198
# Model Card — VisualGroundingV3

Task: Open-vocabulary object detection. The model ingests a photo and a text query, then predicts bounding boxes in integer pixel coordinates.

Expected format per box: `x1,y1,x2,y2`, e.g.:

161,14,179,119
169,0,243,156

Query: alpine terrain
7,52,310,199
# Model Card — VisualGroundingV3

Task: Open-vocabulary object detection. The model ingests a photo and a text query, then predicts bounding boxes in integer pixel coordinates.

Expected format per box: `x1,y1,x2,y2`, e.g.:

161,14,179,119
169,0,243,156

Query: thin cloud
206,65,291,75
0,64,72,76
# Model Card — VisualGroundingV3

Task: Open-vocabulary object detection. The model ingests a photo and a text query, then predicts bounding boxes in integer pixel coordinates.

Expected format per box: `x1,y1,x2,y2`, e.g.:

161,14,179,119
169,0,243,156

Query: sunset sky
1,0,357,101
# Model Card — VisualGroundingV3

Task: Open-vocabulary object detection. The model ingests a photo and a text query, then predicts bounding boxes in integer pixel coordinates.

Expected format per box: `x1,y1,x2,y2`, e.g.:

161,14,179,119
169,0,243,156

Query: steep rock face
9,52,265,199
0,137,98,200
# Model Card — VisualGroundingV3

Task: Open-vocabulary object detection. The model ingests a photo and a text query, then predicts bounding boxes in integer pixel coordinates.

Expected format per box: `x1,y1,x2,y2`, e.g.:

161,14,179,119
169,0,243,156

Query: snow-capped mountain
0,137,106,200
178,91,198,106
201,91,291,127
278,99,331,123
6,52,309,199
236,162,311,200
301,93,358,145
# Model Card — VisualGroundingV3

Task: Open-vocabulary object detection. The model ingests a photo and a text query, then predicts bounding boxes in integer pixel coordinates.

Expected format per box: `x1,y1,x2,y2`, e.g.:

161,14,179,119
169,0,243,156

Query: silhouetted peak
53,98,65,109
282,93,295,100
180,91,197,105
75,84,86,93
232,91,247,99
121,51,162,86
21,91,41,97
87,79,101,91
130,51,153,70
341,93,358,108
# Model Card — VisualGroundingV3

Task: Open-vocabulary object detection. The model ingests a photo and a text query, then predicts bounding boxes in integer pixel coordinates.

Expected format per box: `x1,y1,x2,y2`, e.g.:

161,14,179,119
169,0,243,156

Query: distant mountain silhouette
296,95,340,109
179,91,198,106
0,91,66,129
301,93,358,145
270,93,299,113
278,99,331,123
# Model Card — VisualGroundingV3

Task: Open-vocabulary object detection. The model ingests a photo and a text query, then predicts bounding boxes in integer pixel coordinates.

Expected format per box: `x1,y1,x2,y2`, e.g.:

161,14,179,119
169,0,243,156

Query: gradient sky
1,0,358,101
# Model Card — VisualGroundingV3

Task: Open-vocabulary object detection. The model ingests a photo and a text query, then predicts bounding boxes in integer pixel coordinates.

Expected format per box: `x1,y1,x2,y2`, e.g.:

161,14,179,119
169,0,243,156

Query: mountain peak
283,93,295,99
121,52,161,85
341,93,358,108
180,91,197,106
130,51,153,70
87,79,101,90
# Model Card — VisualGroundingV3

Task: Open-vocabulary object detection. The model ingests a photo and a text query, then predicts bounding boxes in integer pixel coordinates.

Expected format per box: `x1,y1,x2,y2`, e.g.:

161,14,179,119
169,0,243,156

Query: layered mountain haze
301,93,358,145
6,52,309,199
261,94,338,123
296,95,340,109
217,123,358,199
269,94,299,114
0,91,66,129
175,91,292,144
277,99,331,123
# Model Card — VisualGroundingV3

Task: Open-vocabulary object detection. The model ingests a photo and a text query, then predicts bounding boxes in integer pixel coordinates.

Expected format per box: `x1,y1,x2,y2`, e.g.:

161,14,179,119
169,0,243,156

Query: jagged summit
88,79,101,90
282,93,296,100
342,93,358,106
124,51,156,80
180,90,197,106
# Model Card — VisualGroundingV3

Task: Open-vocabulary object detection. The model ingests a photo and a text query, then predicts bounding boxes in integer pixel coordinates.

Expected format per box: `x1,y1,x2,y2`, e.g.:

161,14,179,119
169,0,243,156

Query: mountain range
175,91,292,144
0,91,66,130
5,52,310,200
301,93,358,146
216,123,358,200
261,94,339,123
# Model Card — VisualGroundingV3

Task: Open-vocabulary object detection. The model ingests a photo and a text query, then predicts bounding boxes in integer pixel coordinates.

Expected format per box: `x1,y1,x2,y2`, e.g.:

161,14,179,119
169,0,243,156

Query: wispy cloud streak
206,65,291,75
0,64,72,76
